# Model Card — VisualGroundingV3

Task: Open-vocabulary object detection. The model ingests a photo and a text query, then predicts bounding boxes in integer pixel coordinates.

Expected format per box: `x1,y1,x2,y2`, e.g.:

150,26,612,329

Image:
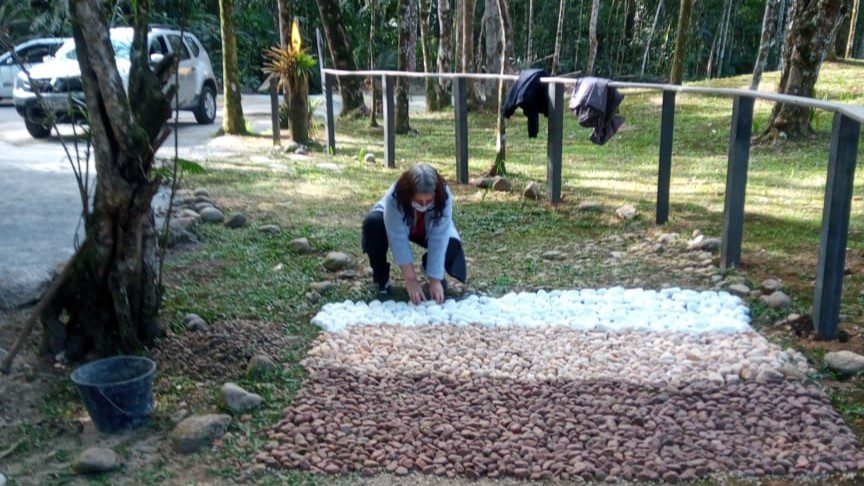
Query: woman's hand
405,278,426,305
429,279,445,304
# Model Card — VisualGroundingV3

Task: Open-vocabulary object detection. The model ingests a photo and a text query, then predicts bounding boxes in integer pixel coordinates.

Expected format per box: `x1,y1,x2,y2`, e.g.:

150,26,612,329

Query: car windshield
54,31,133,61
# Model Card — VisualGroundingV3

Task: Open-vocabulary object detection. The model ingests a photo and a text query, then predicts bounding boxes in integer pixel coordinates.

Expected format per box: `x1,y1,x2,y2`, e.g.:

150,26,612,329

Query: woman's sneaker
377,279,392,297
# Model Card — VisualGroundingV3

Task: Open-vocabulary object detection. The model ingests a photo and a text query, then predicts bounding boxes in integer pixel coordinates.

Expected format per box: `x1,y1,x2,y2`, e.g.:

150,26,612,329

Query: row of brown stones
258,367,864,481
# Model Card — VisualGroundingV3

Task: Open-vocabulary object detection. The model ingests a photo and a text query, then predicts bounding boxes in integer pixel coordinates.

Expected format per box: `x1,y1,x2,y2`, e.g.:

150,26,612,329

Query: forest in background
4,0,863,95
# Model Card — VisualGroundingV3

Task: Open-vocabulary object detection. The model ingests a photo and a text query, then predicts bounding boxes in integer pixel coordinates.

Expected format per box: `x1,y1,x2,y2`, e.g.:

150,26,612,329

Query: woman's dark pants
361,211,467,288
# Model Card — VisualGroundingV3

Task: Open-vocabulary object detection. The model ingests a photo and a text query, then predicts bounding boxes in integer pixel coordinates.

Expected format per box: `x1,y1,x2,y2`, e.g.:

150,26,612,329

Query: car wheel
194,85,216,125
24,118,51,139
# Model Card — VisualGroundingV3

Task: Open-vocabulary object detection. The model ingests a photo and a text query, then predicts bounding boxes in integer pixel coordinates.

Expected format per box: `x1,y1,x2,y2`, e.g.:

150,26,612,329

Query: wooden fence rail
312,36,862,339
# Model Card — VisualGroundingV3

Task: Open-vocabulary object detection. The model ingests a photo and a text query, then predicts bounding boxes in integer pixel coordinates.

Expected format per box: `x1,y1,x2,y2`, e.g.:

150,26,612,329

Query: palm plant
263,18,316,143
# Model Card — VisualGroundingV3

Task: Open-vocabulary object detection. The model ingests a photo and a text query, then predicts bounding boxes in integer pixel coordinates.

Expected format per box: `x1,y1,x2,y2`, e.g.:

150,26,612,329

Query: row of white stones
312,287,751,334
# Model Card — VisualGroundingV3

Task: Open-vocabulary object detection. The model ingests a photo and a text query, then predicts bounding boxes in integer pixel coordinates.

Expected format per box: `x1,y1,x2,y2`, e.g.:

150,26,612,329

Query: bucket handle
97,387,152,418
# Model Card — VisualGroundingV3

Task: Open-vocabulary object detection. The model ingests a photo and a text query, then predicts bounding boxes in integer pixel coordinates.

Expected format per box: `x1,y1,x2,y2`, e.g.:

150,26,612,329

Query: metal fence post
269,76,281,147
453,77,469,184
720,96,754,269
382,75,396,168
656,90,676,224
546,82,564,203
814,113,861,340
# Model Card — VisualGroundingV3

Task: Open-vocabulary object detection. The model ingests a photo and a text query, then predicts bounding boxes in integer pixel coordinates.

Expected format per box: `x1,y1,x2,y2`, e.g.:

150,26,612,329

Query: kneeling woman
362,163,466,304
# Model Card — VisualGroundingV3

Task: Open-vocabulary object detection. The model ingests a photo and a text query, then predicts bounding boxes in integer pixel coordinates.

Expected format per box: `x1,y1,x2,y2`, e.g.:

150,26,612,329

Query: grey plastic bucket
70,356,156,433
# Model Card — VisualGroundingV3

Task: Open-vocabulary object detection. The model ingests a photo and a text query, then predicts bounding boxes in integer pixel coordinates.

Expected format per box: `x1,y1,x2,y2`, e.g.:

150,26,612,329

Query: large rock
258,224,280,235
761,279,783,292
73,447,119,474
220,383,263,413
193,188,210,197
323,252,351,271
199,207,225,224
615,205,637,220
364,153,377,165
578,201,602,212
288,237,314,252
491,177,512,192
184,313,208,332
170,414,232,454
225,213,247,229
523,182,542,200
727,284,750,297
309,281,335,293
688,234,721,252
825,351,864,375
475,177,495,189
247,353,279,380
760,291,792,309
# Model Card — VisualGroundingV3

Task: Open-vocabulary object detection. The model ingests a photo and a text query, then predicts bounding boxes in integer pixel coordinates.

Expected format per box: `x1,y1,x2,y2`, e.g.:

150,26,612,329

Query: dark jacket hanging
568,76,625,145
503,69,549,138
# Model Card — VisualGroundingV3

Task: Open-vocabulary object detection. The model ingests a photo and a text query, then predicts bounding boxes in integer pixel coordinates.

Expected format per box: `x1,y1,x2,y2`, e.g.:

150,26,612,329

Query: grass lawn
2,60,864,484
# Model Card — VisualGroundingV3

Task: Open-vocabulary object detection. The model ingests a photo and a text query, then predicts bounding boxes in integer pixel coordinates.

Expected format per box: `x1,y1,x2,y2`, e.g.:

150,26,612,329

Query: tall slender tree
437,0,454,106
641,0,664,76
369,0,379,127
395,0,418,133
551,0,566,74
420,0,440,111
484,0,512,104
763,0,847,140
587,0,600,75
219,0,247,134
670,0,693,84
847,0,861,58
316,0,367,117
751,0,780,89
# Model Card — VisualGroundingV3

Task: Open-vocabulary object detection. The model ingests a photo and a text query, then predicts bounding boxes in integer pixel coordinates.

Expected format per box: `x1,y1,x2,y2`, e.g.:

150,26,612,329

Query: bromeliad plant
263,18,316,143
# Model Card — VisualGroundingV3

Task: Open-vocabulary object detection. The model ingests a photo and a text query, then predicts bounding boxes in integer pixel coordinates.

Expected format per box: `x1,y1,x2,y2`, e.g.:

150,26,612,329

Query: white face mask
412,201,433,212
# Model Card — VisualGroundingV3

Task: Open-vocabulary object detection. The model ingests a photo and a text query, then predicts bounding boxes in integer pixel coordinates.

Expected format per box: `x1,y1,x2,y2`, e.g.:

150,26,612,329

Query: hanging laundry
568,77,625,145
503,69,549,138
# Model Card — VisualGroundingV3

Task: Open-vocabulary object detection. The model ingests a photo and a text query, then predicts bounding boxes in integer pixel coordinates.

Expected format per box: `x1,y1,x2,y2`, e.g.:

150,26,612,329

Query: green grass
4,61,864,483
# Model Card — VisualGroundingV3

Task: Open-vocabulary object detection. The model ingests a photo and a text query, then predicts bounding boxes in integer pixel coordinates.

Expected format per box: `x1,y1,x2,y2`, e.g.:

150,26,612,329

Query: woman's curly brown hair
391,163,448,226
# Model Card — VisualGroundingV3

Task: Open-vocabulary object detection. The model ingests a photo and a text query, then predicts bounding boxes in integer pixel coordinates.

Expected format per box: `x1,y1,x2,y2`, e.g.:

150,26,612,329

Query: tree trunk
396,0,418,134
437,0,453,106
277,0,292,128
669,0,693,84
484,0,511,104
526,0,534,64
751,0,780,89
777,0,796,71
47,0,174,359
488,0,508,176
457,0,482,108
587,0,600,75
716,0,735,78
420,0,440,111
316,0,367,117
369,0,379,126
551,0,566,74
847,0,861,57
641,0,663,76
219,0,247,134
763,0,847,140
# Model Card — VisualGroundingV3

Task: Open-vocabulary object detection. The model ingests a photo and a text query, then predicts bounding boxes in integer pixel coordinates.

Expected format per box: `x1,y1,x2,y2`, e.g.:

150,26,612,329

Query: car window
167,35,190,61
23,45,52,64
149,36,169,56
183,35,200,57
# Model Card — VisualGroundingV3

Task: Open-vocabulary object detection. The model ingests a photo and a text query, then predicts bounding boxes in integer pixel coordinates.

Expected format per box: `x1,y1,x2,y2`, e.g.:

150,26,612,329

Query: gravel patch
304,325,809,386
261,368,864,480
313,288,750,334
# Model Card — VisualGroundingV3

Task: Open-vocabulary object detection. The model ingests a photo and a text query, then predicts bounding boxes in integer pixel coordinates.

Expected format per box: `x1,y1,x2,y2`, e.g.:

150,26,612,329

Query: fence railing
313,33,861,340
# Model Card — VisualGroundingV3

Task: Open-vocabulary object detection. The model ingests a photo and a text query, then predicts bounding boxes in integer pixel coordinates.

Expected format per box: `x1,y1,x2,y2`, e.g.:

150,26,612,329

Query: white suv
13,26,218,138
0,38,66,100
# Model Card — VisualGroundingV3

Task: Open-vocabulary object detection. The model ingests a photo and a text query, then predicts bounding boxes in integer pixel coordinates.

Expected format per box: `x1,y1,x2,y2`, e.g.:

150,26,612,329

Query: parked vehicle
13,27,218,138
0,38,66,100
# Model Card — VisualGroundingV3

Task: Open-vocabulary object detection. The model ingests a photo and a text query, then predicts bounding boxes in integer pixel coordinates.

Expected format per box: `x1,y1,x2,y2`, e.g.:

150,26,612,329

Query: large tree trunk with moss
669,0,693,84
316,0,367,117
751,0,780,89
219,0,247,134
419,0,440,111
396,0,417,133
763,0,846,140
41,0,173,359
436,0,454,107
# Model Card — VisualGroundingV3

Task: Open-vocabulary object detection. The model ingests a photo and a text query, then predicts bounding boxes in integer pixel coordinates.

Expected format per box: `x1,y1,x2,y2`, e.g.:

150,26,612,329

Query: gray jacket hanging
568,77,625,145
